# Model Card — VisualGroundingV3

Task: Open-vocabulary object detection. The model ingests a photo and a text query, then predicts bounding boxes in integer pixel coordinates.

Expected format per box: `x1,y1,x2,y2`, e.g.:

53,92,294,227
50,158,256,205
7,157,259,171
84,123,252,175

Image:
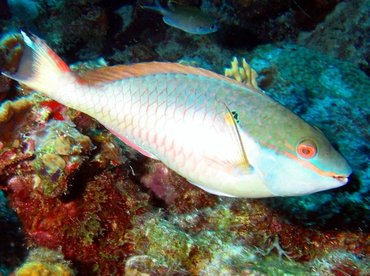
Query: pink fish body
1,32,351,198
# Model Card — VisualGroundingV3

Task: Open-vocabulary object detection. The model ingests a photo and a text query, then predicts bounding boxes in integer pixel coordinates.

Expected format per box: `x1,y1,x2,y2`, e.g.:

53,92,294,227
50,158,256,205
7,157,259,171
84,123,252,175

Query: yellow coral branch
224,57,259,90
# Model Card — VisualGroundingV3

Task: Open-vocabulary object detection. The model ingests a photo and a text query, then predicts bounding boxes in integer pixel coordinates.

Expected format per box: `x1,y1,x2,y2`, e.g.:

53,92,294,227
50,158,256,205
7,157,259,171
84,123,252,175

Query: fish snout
331,160,352,186
332,175,349,185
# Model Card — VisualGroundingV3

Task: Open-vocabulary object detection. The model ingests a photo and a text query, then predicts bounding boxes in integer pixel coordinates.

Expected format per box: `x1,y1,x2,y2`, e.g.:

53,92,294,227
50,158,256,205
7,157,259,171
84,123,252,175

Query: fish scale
94,74,241,183
1,32,351,198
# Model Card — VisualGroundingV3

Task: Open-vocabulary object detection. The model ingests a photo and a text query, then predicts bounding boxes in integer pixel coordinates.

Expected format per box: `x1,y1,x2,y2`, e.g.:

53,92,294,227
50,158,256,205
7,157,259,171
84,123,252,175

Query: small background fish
142,0,218,34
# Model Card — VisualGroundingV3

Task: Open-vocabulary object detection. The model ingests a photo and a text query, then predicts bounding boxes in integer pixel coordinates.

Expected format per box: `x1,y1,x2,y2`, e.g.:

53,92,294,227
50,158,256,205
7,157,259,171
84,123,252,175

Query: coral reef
125,198,369,274
1,0,342,65
298,0,370,75
0,91,149,274
26,0,112,60
202,0,339,46
0,0,369,274
6,166,151,274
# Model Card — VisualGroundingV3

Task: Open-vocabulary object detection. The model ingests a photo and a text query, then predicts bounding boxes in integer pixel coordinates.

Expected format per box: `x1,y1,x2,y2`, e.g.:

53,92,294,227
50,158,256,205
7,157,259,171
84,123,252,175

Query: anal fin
188,180,237,197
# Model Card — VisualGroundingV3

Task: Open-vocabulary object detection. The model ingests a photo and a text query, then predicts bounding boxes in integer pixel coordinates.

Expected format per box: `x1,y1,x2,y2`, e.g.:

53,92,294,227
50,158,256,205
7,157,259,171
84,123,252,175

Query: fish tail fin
142,0,167,14
1,31,75,94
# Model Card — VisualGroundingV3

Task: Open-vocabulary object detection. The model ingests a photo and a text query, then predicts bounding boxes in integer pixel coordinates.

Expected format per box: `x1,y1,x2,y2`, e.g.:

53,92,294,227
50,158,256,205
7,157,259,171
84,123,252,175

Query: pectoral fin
223,103,252,172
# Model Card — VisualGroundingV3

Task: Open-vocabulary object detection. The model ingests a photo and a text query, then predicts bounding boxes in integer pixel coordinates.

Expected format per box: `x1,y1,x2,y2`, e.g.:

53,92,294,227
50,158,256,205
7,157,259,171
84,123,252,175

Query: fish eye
296,139,317,159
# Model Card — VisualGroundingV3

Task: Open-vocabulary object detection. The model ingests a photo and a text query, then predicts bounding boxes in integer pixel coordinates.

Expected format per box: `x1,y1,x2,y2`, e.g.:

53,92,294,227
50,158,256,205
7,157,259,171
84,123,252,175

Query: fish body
1,32,351,198
142,0,218,34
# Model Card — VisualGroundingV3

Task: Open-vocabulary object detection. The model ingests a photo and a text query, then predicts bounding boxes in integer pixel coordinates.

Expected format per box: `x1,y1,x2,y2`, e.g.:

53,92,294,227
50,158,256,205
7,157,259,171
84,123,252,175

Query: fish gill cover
0,0,369,275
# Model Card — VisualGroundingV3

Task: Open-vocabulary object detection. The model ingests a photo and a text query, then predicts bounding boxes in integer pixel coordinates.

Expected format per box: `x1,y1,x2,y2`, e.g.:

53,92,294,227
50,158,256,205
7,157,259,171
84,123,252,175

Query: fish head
244,116,352,197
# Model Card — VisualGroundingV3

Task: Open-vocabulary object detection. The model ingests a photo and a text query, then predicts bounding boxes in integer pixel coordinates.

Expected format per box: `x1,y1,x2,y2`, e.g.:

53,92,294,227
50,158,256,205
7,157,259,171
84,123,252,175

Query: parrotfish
1,32,351,198
142,0,218,34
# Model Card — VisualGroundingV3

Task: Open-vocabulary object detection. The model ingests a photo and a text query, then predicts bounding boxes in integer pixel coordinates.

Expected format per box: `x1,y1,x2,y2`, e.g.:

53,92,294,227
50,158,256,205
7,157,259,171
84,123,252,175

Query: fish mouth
332,175,349,185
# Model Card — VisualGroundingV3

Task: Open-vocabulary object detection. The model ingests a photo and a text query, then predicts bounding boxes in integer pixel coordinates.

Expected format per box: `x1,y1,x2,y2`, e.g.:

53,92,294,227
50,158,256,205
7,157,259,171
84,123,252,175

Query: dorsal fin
78,62,246,86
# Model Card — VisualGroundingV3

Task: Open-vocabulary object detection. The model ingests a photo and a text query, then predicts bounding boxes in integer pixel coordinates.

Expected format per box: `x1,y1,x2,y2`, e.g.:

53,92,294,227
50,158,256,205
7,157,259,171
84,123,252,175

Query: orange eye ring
297,140,317,159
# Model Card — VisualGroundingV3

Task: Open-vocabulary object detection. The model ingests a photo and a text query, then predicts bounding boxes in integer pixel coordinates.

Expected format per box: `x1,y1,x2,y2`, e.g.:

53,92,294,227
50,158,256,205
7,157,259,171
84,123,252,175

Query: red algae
0,94,151,274
0,80,152,274
7,169,151,275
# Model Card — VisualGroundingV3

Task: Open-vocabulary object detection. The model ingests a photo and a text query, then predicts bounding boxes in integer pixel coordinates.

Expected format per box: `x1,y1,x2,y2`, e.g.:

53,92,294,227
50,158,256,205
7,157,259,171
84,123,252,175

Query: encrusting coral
0,94,40,125
31,120,94,197
15,247,74,276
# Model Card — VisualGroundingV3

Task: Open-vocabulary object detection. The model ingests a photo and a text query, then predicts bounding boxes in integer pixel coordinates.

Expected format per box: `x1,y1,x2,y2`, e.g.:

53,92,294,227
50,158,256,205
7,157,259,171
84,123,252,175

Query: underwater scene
0,0,369,275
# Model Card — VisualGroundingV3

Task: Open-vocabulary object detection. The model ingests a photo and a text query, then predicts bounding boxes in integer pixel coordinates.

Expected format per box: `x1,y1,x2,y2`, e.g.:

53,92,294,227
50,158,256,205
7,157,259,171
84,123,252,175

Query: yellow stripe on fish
1,32,352,198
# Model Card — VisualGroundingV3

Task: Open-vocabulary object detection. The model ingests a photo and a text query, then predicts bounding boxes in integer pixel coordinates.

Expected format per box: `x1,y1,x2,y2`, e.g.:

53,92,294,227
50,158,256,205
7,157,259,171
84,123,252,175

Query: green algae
133,217,193,267
130,209,368,275
80,214,105,246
